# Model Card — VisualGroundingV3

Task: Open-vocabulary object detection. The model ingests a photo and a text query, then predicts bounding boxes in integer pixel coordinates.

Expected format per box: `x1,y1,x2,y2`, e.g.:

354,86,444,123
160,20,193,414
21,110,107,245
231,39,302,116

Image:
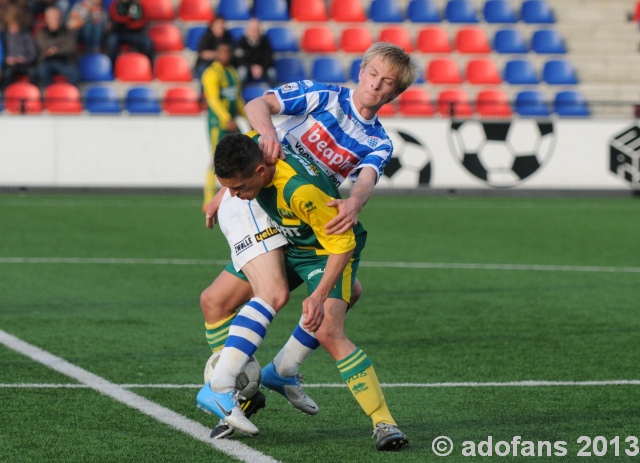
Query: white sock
273,315,320,377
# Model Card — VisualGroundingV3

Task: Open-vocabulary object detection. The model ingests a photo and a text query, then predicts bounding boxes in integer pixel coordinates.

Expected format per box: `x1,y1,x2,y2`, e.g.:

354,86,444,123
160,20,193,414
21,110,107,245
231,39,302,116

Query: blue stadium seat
514,89,551,116
185,26,207,51
554,90,590,117
266,27,299,52
79,53,113,82
520,0,555,24
229,26,245,44
254,0,290,21
445,0,479,23
216,0,251,20
312,57,346,83
369,0,404,22
493,29,528,54
275,57,306,83
482,0,517,23
85,86,121,114
542,59,578,84
406,0,441,22
243,83,270,102
350,58,363,82
125,86,161,114
531,29,566,54
503,59,539,84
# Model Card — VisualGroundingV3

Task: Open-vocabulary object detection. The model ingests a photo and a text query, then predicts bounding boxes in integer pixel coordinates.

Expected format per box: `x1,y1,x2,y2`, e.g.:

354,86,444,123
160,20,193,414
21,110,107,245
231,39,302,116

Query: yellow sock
204,313,236,353
203,167,217,209
337,347,397,427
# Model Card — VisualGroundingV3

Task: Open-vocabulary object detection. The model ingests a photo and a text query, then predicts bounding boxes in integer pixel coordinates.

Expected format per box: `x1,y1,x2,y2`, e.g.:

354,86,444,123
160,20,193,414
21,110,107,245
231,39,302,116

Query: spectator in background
66,0,107,52
234,17,277,89
106,0,152,64
31,0,69,19
1,11,37,89
0,1,32,30
35,6,78,88
194,15,233,79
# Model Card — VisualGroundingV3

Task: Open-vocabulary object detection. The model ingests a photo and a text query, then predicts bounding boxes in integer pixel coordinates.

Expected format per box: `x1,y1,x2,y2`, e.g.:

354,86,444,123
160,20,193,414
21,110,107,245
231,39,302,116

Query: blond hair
361,42,418,95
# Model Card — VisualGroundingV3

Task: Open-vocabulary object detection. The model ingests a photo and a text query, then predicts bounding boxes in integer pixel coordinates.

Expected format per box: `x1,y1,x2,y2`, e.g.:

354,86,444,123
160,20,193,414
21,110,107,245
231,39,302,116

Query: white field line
0,329,281,463
1,257,639,273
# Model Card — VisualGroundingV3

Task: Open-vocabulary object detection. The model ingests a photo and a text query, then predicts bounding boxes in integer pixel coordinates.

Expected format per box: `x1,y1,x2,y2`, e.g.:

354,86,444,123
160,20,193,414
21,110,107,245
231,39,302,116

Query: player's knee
200,286,234,323
264,287,289,312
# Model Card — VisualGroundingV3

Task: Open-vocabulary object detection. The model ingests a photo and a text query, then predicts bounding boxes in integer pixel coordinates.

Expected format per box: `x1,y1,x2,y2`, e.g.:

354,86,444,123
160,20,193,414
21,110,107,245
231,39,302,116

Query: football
449,120,556,188
203,351,262,398
378,128,432,188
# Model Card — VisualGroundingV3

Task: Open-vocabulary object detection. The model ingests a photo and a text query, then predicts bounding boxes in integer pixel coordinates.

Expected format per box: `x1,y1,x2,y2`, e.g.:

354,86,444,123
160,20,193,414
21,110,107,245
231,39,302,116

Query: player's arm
324,166,377,235
244,93,283,164
205,186,228,228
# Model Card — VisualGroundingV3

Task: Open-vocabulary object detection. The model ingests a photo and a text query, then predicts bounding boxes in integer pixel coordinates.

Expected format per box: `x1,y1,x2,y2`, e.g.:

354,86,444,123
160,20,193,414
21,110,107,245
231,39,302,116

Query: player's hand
324,197,361,235
259,133,284,165
204,196,222,229
301,296,324,332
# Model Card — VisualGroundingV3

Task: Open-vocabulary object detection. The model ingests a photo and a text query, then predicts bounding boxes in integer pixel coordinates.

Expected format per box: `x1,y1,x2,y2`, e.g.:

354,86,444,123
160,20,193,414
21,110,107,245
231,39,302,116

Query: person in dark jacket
35,6,79,88
194,15,234,79
234,17,277,89
106,0,152,64
1,13,37,89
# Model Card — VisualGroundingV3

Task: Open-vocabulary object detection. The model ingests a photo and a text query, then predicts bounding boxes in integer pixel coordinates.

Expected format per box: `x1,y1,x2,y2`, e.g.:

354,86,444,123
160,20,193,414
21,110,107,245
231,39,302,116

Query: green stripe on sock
205,317,234,352
337,348,373,381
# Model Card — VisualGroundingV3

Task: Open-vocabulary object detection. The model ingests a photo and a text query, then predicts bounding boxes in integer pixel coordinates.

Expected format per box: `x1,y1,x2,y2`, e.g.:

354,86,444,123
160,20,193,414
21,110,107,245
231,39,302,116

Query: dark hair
214,133,263,179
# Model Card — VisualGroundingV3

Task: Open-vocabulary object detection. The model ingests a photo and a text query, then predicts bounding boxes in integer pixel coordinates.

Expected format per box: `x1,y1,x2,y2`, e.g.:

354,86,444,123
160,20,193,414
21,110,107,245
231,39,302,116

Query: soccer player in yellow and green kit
201,41,246,210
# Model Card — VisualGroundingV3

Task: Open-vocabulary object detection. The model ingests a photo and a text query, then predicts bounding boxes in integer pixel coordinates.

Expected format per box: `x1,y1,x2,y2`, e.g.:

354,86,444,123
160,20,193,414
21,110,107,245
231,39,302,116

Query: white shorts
217,190,288,271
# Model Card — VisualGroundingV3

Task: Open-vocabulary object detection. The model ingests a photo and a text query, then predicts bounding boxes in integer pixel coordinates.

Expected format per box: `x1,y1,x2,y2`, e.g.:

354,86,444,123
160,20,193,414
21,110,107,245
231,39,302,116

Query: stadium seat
154,54,193,82
553,90,590,117
275,57,306,83
493,28,528,54
475,89,512,117
444,0,479,23
437,88,473,117
254,0,290,21
503,59,539,84
148,23,184,52
331,0,367,22
229,26,245,44
44,82,82,114
378,101,396,117
427,58,463,84
542,59,578,84
466,58,502,84
126,86,161,114
242,83,270,102
179,0,214,21
78,52,113,82
531,29,566,54
514,89,551,116
520,0,555,24
267,27,299,53
454,27,491,54
350,58,363,82
398,87,434,116
378,26,413,52
114,52,152,82
341,27,373,53
4,82,42,114
406,0,441,23
482,0,517,23
312,57,346,83
301,26,337,53
140,0,175,20
417,26,451,53
369,0,404,22
185,26,207,51
84,85,121,114
290,0,328,21
163,86,201,115
217,0,251,20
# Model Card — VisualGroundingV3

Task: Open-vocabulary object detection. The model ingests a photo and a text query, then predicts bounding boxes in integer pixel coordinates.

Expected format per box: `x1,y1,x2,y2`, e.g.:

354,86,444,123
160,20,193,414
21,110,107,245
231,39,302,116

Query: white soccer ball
203,351,262,398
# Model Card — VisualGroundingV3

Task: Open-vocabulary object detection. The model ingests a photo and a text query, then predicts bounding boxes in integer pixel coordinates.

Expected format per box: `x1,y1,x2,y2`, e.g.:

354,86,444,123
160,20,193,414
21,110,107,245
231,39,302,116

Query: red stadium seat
290,0,328,21
465,58,502,84
154,54,193,82
44,82,82,114
163,86,201,115
331,0,366,22
417,26,451,53
114,52,153,82
341,26,373,53
179,0,214,21
148,23,184,52
4,82,42,114
437,88,473,117
454,27,491,54
141,0,175,20
427,58,462,84
475,89,512,117
398,87,434,117
378,101,396,117
378,26,413,52
301,26,337,53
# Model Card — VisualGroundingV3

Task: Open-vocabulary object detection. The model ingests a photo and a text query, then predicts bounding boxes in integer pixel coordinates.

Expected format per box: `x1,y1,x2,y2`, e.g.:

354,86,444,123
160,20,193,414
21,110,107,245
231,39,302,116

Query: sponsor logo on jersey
303,201,317,213
281,83,298,93
221,86,237,100
234,235,253,255
336,108,345,124
307,268,324,279
272,222,302,240
366,137,380,148
278,208,296,219
301,80,313,89
291,153,320,177
302,122,359,173
254,227,280,242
